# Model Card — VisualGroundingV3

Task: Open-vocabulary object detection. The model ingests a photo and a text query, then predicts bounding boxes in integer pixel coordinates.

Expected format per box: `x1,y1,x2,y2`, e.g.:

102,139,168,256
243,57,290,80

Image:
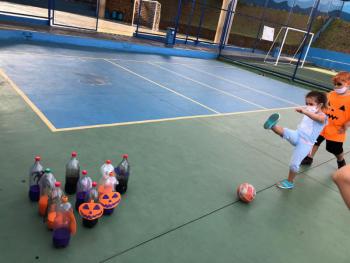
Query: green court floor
0,63,349,263
219,55,336,90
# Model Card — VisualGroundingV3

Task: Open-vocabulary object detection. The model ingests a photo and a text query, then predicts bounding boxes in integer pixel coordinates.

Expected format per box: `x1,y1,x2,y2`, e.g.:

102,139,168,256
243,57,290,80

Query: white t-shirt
297,111,327,144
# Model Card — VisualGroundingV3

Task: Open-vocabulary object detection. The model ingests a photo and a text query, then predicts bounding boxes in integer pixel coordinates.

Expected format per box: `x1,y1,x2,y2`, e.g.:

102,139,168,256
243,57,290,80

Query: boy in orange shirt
302,72,350,169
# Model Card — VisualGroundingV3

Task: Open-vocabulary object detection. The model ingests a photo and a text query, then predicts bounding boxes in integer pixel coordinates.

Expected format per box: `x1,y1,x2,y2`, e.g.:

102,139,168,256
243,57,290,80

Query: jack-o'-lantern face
327,101,346,121
79,202,103,220
99,192,121,209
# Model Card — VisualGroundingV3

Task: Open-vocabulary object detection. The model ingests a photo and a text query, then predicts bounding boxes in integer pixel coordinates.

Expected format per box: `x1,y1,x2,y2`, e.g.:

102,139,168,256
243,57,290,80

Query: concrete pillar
98,0,106,18
214,0,237,44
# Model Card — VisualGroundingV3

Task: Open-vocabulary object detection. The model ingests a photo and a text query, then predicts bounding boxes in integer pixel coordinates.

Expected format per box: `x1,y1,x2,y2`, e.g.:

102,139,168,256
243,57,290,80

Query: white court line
182,63,301,106
148,62,266,109
104,59,220,114
247,62,329,83
0,51,196,65
0,50,242,69
55,106,296,132
0,51,220,67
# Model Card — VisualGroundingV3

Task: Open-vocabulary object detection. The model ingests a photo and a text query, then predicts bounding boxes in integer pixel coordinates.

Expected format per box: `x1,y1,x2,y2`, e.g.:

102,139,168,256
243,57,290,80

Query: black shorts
315,135,344,156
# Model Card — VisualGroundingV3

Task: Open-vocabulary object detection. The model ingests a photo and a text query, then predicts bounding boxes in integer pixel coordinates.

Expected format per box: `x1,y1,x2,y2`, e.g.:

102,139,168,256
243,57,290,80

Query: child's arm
295,107,326,123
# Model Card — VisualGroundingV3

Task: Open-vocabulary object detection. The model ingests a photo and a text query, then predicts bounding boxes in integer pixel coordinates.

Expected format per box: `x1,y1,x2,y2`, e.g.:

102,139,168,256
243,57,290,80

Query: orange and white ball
237,183,256,203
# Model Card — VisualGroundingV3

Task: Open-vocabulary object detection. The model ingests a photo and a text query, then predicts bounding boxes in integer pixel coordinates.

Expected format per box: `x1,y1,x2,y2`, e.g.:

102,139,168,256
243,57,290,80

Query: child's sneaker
337,159,346,169
264,113,280,129
276,179,294,189
301,156,313,165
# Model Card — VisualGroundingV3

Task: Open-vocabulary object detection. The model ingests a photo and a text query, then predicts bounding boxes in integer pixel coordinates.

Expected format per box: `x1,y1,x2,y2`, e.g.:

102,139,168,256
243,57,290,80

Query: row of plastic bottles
29,153,130,202
28,153,130,248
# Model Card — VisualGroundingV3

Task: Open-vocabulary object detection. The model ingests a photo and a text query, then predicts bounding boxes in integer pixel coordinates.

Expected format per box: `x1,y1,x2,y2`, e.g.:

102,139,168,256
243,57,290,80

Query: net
264,26,314,68
133,0,161,31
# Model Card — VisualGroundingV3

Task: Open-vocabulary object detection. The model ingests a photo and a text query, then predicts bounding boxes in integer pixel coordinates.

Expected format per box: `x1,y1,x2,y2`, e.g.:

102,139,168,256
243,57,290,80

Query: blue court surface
0,41,307,130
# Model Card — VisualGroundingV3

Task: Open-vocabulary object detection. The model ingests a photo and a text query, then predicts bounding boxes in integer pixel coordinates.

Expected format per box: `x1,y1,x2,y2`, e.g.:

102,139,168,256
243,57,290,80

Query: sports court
0,40,306,130
1,39,350,263
1,0,350,261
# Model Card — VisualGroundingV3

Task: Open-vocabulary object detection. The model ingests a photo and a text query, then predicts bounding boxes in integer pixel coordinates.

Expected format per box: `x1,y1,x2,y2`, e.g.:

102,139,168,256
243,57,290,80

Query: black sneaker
301,156,313,165
337,159,346,169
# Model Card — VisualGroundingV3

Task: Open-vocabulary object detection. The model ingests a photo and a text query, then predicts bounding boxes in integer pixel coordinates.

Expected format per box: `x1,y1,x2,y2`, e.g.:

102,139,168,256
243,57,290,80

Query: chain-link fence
219,0,346,90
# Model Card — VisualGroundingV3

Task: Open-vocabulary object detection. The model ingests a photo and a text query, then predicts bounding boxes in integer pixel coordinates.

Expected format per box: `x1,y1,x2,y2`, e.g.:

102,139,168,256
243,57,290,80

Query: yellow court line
303,66,337,76
55,106,297,132
0,69,57,132
247,62,332,83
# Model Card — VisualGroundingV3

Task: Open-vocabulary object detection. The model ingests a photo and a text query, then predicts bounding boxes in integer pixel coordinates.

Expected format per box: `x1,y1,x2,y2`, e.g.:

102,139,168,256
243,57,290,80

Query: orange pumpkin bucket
78,201,104,228
99,191,121,215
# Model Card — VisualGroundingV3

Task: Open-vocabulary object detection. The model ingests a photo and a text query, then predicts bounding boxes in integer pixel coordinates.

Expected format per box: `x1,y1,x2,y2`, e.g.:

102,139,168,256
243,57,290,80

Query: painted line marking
0,51,226,68
148,62,266,109
246,62,330,83
0,69,57,132
55,106,296,132
182,63,301,107
104,59,220,114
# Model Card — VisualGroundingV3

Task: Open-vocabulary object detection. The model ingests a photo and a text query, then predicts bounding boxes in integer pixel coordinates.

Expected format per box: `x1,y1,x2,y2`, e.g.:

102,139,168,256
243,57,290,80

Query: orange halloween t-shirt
321,91,350,142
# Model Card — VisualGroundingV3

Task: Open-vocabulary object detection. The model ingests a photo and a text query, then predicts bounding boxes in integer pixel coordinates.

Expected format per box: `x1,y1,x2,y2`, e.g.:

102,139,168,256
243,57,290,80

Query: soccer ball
237,183,256,203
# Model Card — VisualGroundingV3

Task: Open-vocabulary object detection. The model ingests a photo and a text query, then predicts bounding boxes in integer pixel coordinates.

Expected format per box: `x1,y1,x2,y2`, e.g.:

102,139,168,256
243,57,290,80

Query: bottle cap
82,170,88,175
106,160,111,164
122,154,128,159
62,196,68,203
55,181,61,187
35,156,41,161
92,182,97,187
71,151,77,157
109,171,115,177
45,168,51,173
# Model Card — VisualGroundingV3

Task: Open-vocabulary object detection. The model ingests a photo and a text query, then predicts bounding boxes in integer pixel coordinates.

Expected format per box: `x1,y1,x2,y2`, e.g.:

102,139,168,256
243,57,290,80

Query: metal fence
0,0,349,91
52,0,99,31
219,0,347,90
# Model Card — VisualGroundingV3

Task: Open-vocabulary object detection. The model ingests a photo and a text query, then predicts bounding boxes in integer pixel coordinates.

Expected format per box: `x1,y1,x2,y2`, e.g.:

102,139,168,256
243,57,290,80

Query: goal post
132,0,161,31
264,26,314,68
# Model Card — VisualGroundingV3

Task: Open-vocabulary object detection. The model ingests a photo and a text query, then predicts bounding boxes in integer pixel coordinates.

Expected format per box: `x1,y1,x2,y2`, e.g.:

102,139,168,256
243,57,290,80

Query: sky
271,0,350,13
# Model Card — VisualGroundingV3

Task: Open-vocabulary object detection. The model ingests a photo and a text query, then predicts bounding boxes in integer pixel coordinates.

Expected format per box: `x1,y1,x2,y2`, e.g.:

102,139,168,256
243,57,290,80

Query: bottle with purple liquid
64,151,80,195
38,168,56,217
99,172,119,215
115,154,130,194
52,196,77,248
28,156,44,202
75,170,92,210
79,182,102,228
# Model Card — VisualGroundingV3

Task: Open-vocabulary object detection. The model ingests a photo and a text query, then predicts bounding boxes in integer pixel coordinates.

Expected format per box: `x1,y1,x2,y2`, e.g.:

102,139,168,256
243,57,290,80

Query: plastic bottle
99,172,119,215
115,154,130,194
64,151,80,195
98,171,118,196
75,170,92,210
28,156,44,202
38,168,56,216
100,160,114,178
52,196,76,248
77,181,102,228
46,181,63,229
86,182,99,203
